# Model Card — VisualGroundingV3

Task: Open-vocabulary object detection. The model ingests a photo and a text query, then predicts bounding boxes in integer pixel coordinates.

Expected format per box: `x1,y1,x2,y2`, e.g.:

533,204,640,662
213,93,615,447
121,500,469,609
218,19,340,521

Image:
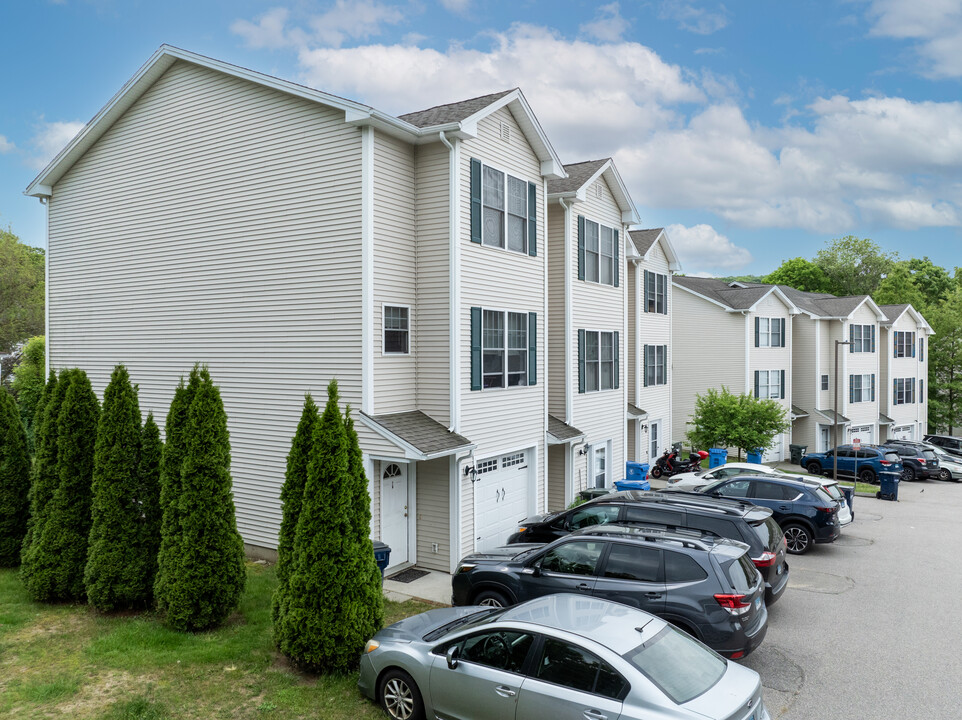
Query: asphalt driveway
741,479,962,718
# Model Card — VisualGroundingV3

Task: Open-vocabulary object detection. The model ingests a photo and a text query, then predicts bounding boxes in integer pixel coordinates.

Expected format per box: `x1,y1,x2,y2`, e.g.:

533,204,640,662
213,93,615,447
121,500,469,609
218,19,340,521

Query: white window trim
757,318,783,348
821,374,829,391
644,344,668,387
480,305,530,392
583,328,617,393
894,377,916,405
757,369,782,399
851,373,874,403
479,159,530,256
590,440,611,489
582,218,617,287
851,324,874,353
894,331,916,358
645,270,667,314
381,303,411,356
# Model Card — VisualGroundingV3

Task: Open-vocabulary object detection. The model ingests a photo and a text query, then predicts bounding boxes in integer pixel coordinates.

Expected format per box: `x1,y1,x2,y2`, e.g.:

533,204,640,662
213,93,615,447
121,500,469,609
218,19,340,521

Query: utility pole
835,339,852,499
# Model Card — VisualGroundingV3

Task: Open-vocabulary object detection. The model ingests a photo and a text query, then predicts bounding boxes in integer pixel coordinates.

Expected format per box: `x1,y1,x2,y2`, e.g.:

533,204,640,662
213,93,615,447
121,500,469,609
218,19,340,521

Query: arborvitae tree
0,389,31,566
25,370,100,601
20,369,65,586
85,365,147,611
272,393,319,627
135,412,163,603
162,367,246,631
154,368,200,613
275,380,382,673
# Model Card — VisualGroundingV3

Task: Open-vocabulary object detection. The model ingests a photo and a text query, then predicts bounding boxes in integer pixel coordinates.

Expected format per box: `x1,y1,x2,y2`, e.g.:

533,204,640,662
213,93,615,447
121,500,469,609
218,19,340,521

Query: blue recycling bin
877,472,900,501
839,485,854,515
708,448,727,469
625,461,649,481
615,478,651,492
372,541,391,582
746,449,763,464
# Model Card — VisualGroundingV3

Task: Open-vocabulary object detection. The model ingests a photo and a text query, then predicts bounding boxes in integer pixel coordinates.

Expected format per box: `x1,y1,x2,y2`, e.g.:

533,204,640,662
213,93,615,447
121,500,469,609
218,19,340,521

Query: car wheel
649,465,663,479
379,669,425,720
783,524,813,555
806,461,822,476
859,468,877,485
474,589,510,608
939,468,952,482
902,465,916,482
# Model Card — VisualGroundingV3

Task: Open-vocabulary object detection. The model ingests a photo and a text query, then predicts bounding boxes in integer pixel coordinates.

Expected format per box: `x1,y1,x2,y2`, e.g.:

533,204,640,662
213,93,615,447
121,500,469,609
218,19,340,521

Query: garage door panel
475,451,530,552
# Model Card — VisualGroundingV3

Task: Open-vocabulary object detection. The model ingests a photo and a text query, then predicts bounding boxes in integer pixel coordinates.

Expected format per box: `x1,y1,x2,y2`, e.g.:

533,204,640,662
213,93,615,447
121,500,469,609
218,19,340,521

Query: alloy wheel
783,526,811,554
383,678,415,720
478,596,505,608
939,468,951,482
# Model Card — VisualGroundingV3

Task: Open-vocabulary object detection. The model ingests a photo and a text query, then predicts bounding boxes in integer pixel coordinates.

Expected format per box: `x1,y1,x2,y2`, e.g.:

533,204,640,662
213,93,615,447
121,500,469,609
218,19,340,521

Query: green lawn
0,564,434,720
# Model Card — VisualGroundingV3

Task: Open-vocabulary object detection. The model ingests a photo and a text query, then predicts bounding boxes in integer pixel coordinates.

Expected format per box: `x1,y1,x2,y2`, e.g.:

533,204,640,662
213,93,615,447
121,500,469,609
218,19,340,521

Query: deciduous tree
762,257,830,293
0,228,44,353
686,386,789,461
0,389,30,566
814,236,896,297
9,335,44,451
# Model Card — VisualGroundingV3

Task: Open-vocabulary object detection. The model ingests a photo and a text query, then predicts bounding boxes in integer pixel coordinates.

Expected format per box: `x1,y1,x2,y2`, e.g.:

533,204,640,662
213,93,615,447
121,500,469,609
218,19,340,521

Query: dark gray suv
451,525,769,660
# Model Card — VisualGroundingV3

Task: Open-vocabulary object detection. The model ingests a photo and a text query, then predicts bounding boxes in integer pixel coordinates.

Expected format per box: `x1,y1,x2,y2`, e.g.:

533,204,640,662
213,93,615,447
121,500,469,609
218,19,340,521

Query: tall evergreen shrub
272,393,319,627
136,412,163,601
24,370,100,601
274,380,382,673
85,365,150,611
0,389,31,565
162,367,246,631
154,368,200,613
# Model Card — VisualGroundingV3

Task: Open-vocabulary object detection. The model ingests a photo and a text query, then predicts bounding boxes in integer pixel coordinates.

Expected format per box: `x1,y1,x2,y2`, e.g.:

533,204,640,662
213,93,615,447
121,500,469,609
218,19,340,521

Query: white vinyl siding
843,305,879,429
893,378,916,405
415,457,450,573
47,60,363,550
634,242,672,463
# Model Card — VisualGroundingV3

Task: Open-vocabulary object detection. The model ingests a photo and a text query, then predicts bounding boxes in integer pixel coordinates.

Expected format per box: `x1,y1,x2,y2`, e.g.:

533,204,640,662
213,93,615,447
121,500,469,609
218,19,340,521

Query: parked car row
801,438,962,484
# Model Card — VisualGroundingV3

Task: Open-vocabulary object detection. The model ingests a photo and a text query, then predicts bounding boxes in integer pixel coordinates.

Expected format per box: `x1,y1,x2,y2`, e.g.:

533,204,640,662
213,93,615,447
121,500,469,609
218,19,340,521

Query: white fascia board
625,236,641,260
647,229,682,272
747,286,801,315
849,296,887,321
356,414,424,461
672,281,739,313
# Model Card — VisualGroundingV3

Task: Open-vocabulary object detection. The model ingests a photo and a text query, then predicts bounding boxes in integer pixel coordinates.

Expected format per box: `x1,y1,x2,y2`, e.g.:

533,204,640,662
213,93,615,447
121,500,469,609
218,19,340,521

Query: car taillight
752,551,777,568
881,460,892,466
815,506,836,514
919,459,926,464
714,593,751,616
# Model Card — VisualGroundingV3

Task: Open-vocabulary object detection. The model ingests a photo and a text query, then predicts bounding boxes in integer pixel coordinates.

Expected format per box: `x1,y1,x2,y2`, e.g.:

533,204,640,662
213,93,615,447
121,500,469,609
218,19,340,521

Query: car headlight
364,639,380,653
456,563,477,574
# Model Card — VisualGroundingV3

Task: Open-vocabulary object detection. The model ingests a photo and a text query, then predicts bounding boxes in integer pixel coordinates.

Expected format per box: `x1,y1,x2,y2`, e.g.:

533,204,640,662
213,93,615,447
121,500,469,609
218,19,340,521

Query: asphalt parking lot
740,478,962,718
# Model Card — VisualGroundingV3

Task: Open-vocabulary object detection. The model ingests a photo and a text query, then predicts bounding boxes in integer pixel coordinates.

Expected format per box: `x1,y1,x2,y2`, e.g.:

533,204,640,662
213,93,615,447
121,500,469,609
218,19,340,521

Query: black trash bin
372,541,391,582
579,487,611,502
877,472,899,501
789,444,808,465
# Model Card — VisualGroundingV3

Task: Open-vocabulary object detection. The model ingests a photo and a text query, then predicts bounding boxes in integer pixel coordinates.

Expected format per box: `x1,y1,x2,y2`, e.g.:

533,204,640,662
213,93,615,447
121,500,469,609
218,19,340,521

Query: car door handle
645,592,663,599
495,685,517,698
778,505,791,511
583,710,608,720
577,583,591,592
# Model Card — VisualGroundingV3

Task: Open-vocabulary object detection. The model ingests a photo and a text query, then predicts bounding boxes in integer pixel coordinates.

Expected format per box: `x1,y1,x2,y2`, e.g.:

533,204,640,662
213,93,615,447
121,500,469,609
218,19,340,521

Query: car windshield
724,554,758,594
622,626,727,704
698,479,727,494
423,608,506,641
921,450,937,462
750,516,783,551
812,487,835,505
821,483,844,501
883,452,901,464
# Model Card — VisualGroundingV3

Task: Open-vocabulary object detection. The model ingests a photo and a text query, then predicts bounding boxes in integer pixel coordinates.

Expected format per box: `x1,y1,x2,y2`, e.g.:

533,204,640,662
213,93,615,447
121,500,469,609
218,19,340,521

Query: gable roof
546,158,640,224
547,414,585,445
776,286,886,321
672,276,798,313
628,228,681,272
399,89,515,127
878,303,934,333
26,45,565,197
359,410,474,460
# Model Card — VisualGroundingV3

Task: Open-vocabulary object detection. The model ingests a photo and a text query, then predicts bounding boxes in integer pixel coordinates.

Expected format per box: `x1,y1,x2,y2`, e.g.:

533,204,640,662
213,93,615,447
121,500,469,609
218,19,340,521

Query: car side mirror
523,560,542,577
446,645,460,669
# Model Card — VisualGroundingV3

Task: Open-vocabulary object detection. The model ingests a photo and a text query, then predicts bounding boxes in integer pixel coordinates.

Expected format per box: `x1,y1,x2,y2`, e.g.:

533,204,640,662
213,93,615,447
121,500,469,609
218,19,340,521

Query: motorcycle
648,448,709,479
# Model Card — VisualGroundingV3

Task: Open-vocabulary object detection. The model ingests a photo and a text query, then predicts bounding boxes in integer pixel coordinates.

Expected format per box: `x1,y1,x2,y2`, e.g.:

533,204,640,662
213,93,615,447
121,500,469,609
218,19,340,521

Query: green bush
161,367,246,631
274,380,382,673
0,388,31,565
136,412,163,601
85,365,152,611
9,335,44,451
272,393,318,627
23,369,100,601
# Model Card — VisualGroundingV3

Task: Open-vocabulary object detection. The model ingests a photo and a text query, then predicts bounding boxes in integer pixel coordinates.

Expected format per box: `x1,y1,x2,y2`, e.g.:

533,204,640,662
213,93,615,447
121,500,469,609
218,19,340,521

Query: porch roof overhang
359,410,475,461
878,413,895,426
812,408,851,426
791,404,809,420
627,403,648,420
548,414,586,445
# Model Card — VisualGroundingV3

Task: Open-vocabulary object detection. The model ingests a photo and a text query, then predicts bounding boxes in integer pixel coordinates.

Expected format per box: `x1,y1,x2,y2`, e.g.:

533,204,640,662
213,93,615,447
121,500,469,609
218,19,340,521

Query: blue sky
3,0,962,276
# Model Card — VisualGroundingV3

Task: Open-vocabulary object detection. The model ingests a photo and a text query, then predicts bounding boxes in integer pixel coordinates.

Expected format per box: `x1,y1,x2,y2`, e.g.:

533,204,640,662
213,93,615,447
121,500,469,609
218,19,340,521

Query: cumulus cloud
658,0,729,35
439,0,470,13
867,0,962,78
579,3,630,43
0,135,14,153
231,7,297,49
29,120,85,170
666,224,752,271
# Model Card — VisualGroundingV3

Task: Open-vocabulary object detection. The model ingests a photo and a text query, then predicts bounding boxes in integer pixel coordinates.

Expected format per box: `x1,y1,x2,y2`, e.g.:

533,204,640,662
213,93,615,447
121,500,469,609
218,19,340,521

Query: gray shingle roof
672,276,774,311
628,229,663,256
813,408,850,425
398,89,515,128
879,413,895,425
546,159,610,194
548,414,585,443
627,403,647,418
791,404,809,418
775,286,870,318
879,304,910,324
363,411,472,456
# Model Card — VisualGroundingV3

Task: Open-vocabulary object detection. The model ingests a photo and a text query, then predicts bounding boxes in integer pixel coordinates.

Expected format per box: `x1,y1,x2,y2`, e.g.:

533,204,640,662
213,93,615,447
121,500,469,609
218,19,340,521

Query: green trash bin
789,444,808,465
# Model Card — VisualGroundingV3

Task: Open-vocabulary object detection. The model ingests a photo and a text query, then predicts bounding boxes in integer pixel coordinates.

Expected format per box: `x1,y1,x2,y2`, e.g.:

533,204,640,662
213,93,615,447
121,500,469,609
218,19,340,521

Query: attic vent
595,185,604,199
500,121,510,142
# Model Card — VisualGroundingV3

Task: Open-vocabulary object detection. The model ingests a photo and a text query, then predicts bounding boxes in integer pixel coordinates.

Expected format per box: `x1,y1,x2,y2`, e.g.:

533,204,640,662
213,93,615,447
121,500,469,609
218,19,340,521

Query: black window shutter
577,215,586,281
754,371,760,398
643,345,650,387
920,337,924,361
849,375,854,403
780,369,785,399
911,332,916,357
849,324,854,352
527,182,537,257
781,319,787,347
893,379,897,403
644,271,650,313
614,230,620,287
528,312,537,385
470,158,482,244
894,332,898,358
471,307,482,390
578,329,586,394
871,325,876,353
871,374,876,402
754,318,760,347
614,331,620,389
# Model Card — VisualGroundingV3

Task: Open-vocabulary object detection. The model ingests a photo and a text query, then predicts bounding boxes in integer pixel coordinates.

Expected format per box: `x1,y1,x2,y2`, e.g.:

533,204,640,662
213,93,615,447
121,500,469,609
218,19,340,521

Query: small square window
821,375,829,391
383,306,409,354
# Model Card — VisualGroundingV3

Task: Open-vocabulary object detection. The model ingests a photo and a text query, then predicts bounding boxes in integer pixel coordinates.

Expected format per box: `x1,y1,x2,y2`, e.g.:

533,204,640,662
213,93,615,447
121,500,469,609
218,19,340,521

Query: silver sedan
359,593,769,720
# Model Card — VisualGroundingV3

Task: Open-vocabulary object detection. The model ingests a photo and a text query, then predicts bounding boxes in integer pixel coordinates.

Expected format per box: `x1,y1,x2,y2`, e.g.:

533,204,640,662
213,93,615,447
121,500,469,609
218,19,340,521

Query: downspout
439,131,461,433
41,196,50,377
543,177,549,514
559,197,573,424
361,126,374,415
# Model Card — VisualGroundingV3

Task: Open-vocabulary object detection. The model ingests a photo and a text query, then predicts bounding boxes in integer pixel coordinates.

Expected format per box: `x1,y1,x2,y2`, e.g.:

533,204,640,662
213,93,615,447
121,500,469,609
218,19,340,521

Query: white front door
819,425,831,452
762,434,784,463
381,463,409,568
475,451,530,552
649,421,661,461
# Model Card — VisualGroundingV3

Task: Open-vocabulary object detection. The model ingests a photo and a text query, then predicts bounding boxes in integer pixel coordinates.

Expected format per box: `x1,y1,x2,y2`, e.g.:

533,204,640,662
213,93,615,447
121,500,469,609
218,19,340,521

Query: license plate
776,563,783,575
754,597,761,610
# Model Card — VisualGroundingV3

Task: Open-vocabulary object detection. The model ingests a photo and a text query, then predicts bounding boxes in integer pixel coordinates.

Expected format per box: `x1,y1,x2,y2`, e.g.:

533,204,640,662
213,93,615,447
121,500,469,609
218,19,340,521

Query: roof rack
575,524,717,552
627,490,759,514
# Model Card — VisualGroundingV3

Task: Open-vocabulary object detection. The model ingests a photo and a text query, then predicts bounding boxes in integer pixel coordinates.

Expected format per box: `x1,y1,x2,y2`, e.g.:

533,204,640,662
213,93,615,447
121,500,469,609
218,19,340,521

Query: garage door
891,425,914,441
475,451,531,553
762,434,784,463
849,425,874,446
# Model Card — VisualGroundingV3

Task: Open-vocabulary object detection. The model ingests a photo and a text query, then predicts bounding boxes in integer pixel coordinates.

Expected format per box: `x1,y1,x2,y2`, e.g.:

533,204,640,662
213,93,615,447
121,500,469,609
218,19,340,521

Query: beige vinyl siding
748,295,793,457
459,107,546,531
415,457,450,572
568,176,626,488
627,420,636,462
47,60,363,550
547,444,567,512
373,131,417,414
791,315,818,451
547,203,567,418
885,313,927,430
843,304,879,429
414,141,452,426
636,242,672,458
671,288,744,444
627,261,637,403
819,319,836,409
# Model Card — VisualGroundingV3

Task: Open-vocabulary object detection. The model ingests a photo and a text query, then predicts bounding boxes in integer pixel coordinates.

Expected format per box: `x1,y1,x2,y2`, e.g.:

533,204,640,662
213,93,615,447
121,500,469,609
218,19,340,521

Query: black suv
694,475,841,554
452,525,769,659
923,434,962,459
507,491,789,605
882,441,940,481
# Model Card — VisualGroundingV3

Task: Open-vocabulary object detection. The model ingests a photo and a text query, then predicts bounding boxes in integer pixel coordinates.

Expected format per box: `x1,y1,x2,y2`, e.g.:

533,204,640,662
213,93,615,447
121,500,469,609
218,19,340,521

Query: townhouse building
878,304,932,442
671,278,798,461
626,229,681,465
25,45,568,573
545,160,638,509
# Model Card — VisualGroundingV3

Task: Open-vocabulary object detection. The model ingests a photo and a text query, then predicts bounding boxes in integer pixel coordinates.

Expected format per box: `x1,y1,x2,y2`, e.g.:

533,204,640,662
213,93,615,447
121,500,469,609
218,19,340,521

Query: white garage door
891,425,914,441
475,451,531,553
762,434,784,463
849,425,874,446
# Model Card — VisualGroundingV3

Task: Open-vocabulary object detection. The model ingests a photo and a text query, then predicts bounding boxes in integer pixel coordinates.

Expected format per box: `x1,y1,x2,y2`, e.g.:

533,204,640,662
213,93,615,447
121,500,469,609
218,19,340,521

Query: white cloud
867,0,962,78
232,2,407,50
29,120,85,170
658,0,729,35
231,7,297,50
666,223,753,271
439,0,470,13
0,135,14,153
856,196,960,228
579,3,629,43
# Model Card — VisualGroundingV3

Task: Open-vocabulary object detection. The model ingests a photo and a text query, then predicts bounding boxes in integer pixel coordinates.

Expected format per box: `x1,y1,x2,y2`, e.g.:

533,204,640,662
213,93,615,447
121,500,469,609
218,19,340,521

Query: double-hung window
481,166,528,254
755,318,785,347
645,271,667,314
894,331,916,358
850,373,875,403
584,331,615,392
383,305,409,354
644,345,667,386
481,309,528,389
893,378,916,405
582,220,617,286
849,324,875,352
821,374,829,391
755,370,784,399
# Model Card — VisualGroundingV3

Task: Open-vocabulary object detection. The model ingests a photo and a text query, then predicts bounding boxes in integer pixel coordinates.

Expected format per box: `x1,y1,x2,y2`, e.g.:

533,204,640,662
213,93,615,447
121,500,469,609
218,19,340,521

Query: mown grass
0,564,434,719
